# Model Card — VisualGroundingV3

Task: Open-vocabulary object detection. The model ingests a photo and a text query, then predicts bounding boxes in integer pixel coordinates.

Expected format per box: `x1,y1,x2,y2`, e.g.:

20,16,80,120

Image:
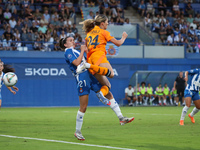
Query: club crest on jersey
68,54,72,59
79,88,83,93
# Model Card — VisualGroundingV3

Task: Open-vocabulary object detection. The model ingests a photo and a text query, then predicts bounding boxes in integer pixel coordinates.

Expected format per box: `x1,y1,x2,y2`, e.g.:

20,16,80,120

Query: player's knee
80,107,87,113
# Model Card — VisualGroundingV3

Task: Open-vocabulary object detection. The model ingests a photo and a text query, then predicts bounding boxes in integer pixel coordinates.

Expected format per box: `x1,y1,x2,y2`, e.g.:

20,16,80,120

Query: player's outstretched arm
6,86,16,95
110,32,128,46
72,46,86,66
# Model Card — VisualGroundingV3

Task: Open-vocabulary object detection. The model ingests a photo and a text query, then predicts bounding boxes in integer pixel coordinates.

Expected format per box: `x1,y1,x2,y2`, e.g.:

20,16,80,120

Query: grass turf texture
0,106,199,150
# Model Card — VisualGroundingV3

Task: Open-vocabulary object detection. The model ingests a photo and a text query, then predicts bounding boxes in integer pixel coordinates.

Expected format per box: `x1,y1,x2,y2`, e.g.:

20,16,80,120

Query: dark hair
0,61,15,73
59,37,72,50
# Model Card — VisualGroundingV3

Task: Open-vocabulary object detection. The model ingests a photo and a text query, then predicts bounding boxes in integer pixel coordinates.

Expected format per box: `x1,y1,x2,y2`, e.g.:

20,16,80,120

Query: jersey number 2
88,35,100,49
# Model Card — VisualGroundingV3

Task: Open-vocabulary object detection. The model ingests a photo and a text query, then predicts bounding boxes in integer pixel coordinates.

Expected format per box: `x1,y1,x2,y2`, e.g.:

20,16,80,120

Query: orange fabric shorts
87,51,109,75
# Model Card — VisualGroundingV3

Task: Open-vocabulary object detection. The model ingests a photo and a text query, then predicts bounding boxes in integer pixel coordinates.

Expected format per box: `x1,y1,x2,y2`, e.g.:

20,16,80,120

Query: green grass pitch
0,106,199,150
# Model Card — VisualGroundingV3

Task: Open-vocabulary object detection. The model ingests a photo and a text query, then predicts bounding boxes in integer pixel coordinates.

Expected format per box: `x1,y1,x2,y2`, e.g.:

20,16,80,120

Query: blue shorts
184,89,200,101
75,71,101,96
0,93,1,100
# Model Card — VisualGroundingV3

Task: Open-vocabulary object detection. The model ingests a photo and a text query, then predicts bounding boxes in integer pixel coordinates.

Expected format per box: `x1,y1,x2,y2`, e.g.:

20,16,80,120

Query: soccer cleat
74,131,85,141
76,62,87,74
179,120,184,126
96,91,111,105
163,103,166,106
120,117,135,125
188,113,195,123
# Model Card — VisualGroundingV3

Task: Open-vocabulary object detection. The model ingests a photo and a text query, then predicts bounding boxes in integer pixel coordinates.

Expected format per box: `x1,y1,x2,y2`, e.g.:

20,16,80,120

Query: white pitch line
0,134,136,150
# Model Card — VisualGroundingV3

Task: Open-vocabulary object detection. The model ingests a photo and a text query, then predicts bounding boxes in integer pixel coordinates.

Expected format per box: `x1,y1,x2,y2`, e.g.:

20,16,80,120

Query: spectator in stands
101,0,110,16
32,16,40,27
158,0,167,16
65,0,75,17
109,17,115,25
54,38,61,51
190,20,197,30
51,17,60,28
187,14,194,25
51,11,59,22
11,36,17,50
138,0,145,17
124,85,136,106
166,12,174,25
13,29,20,40
4,8,12,22
9,17,17,29
12,9,19,21
21,28,28,45
0,7,4,27
139,82,147,105
194,39,200,53
109,0,118,17
71,23,78,34
116,0,123,14
59,8,68,20
24,7,34,20
19,9,25,20
163,83,173,105
43,9,50,23
3,27,13,41
115,12,124,25
124,18,131,25
52,29,58,40
144,13,152,29
33,9,43,20
67,29,75,37
167,33,175,46
87,11,94,19
159,25,167,43
166,24,174,36
153,14,160,24
172,1,181,17
38,23,47,34
159,15,166,24
59,30,67,40
21,0,31,10
146,0,155,16
188,26,195,35
34,37,42,51
30,22,38,33
195,26,200,39
64,16,72,28
152,19,160,33
23,17,32,28
156,83,164,106
42,38,51,51
16,38,22,50
174,27,180,36
184,38,193,52
40,15,49,27
8,2,16,14
2,38,11,50
174,33,184,46
194,14,200,24
185,2,194,17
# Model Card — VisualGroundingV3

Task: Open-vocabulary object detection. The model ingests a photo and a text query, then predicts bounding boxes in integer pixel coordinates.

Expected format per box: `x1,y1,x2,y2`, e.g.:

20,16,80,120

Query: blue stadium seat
26,44,33,51
15,5,20,11
0,29,4,37
48,44,54,51
30,5,35,12
179,3,185,9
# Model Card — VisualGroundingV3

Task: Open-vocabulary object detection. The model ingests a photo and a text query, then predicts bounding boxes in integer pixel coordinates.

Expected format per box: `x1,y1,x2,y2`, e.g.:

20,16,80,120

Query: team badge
79,88,83,93
68,54,72,59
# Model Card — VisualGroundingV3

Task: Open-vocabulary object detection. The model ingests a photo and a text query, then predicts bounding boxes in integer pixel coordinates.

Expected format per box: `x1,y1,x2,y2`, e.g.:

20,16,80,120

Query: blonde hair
80,14,108,34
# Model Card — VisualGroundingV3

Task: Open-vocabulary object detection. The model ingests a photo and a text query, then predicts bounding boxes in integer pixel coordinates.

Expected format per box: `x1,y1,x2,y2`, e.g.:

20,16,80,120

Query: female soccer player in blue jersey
179,68,200,125
0,60,19,109
59,36,134,141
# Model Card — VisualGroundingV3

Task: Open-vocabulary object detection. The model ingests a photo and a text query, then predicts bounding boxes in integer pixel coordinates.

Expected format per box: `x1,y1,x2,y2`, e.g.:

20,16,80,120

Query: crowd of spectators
0,0,86,51
0,0,130,51
138,0,200,53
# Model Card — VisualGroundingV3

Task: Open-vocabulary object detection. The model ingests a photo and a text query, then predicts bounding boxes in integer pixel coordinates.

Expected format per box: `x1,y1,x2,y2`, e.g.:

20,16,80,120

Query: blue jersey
184,69,200,101
0,72,5,99
185,69,200,91
64,47,101,96
64,47,87,76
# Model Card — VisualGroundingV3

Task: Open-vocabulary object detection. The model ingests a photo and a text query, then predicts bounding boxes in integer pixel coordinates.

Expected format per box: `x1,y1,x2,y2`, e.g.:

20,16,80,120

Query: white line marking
126,113,180,116
0,134,136,150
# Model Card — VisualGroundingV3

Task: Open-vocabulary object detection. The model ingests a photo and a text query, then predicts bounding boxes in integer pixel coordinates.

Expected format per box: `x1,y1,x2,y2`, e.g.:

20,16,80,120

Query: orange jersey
85,26,114,58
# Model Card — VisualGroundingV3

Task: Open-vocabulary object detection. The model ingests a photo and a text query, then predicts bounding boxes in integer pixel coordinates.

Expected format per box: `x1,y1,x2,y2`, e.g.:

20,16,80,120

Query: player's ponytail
80,19,95,34
59,38,66,50
0,60,15,73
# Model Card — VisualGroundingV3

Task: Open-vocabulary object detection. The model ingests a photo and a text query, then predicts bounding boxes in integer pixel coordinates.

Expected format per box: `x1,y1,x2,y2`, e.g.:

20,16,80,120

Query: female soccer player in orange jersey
78,14,128,103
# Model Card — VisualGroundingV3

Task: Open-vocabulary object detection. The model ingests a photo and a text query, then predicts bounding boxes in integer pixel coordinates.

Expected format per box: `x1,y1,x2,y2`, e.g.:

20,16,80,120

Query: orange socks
89,64,111,77
100,85,109,96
